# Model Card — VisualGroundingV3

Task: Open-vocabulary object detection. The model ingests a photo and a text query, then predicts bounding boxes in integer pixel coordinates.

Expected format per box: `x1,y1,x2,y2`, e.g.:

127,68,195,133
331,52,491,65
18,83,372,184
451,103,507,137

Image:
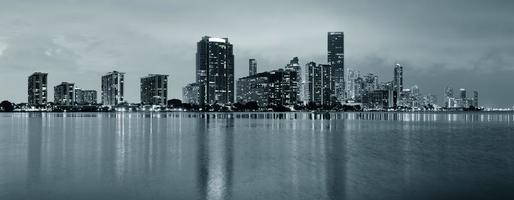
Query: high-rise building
28,72,48,106
101,71,125,106
306,62,335,105
182,83,203,105
393,64,403,107
444,86,455,108
196,36,234,105
237,69,299,106
249,59,257,76
328,32,345,102
141,74,169,106
54,82,75,105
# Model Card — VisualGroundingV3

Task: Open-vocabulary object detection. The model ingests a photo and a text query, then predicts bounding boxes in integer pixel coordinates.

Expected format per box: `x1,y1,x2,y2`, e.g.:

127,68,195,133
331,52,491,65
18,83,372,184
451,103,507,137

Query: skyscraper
328,32,344,102
249,59,257,76
28,72,48,106
306,62,335,105
237,69,299,106
101,71,125,106
196,36,234,105
183,82,203,105
460,88,466,99
285,57,303,103
393,64,403,107
140,74,169,106
54,82,75,105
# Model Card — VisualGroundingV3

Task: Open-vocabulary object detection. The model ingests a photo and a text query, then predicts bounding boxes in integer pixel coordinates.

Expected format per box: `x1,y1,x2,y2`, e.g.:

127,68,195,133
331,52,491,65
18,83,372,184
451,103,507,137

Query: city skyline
0,0,513,107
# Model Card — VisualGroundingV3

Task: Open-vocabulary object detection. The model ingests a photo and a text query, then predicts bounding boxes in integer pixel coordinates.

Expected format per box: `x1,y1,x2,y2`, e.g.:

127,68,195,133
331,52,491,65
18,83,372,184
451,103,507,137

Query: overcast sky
0,0,513,107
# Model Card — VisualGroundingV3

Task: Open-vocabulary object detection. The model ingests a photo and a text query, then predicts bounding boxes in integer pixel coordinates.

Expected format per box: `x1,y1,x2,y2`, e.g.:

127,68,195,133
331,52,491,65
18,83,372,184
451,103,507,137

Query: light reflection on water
0,112,513,200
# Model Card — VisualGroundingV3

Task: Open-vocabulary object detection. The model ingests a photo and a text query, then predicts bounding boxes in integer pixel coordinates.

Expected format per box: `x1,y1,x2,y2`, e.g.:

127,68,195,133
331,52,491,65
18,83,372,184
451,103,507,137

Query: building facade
328,32,345,102
141,74,168,106
54,82,75,105
196,36,234,105
101,71,125,106
28,72,48,106
393,64,403,107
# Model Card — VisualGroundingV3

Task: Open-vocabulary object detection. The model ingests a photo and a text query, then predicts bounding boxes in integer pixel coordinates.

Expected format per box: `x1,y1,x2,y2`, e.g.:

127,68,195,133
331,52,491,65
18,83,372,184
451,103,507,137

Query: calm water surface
1,112,513,200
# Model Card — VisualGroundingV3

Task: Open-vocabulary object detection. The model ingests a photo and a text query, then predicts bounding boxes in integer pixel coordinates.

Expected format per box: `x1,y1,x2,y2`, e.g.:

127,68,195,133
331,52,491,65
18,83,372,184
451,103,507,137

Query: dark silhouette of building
328,32,345,102
393,64,403,107
249,59,257,76
196,36,234,105
54,82,75,105
140,74,168,106
28,72,48,106
101,71,125,106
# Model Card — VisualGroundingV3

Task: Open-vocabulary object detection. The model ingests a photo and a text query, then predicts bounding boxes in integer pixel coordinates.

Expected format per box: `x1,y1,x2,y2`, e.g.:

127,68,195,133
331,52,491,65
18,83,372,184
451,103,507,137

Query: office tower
328,32,345,102
101,71,125,106
249,59,257,76
196,36,234,105
473,91,479,107
236,69,299,106
345,68,358,100
393,64,403,107
141,74,169,106
306,62,335,105
54,82,75,105
183,83,203,105
28,72,48,106
363,73,379,92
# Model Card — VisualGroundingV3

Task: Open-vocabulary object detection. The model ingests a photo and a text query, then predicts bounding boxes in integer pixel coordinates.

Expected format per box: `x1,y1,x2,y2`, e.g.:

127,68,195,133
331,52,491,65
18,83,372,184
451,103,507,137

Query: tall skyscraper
393,64,403,107
460,88,466,99
444,86,455,108
306,62,335,105
28,72,48,106
328,32,344,102
196,36,234,105
140,74,169,106
249,59,257,76
54,82,75,105
285,57,303,103
101,71,125,106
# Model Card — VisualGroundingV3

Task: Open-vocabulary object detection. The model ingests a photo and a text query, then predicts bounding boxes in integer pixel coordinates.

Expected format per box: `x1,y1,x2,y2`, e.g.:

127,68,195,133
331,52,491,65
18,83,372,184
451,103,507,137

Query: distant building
75,89,97,105
54,82,75,105
182,82,203,105
460,88,466,99
328,32,345,102
444,86,455,108
101,71,125,106
237,69,299,106
28,72,48,106
305,62,335,105
249,59,257,76
196,36,234,105
141,74,168,106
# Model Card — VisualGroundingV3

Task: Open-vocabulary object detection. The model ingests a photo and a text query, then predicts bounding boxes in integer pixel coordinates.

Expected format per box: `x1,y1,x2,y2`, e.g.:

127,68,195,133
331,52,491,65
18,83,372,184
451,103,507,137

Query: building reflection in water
196,117,234,200
26,113,44,188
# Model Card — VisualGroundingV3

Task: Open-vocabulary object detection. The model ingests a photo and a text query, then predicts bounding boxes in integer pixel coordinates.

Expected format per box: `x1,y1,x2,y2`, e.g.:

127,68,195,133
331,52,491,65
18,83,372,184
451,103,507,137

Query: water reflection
0,112,512,200
196,118,234,200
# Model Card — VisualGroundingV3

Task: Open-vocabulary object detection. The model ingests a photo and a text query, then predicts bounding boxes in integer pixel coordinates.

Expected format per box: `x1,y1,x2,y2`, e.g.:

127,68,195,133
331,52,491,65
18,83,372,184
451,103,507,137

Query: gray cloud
0,0,513,107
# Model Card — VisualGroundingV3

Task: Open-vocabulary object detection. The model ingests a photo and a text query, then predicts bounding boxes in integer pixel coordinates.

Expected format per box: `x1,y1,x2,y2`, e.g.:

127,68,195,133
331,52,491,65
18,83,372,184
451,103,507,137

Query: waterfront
1,112,513,200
